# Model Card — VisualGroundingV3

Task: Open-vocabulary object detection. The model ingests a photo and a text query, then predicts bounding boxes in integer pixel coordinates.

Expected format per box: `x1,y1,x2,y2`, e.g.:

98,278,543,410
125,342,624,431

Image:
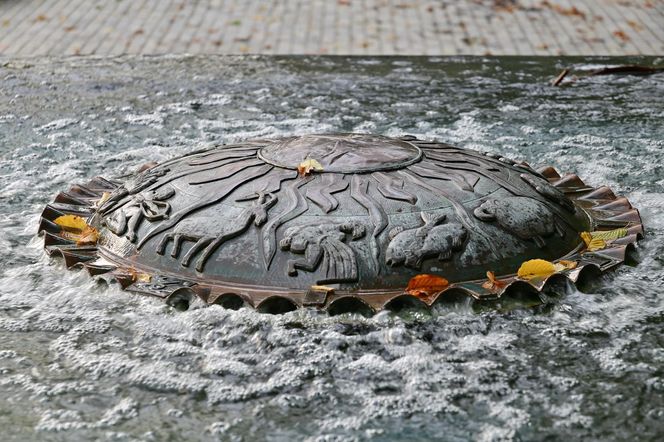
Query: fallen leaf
482,270,507,291
517,259,556,280
130,271,151,283
54,214,88,232
96,192,111,207
553,259,578,272
580,228,628,251
297,158,323,176
588,228,628,241
406,274,449,299
55,214,99,245
75,226,99,245
310,285,335,293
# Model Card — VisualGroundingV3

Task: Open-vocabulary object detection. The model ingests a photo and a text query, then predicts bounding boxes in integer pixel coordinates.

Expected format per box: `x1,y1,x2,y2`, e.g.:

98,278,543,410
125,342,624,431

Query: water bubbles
0,55,662,440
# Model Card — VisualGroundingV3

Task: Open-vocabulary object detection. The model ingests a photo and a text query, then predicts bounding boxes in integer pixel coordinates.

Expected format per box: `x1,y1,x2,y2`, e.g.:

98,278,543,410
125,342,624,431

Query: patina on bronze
39,134,643,313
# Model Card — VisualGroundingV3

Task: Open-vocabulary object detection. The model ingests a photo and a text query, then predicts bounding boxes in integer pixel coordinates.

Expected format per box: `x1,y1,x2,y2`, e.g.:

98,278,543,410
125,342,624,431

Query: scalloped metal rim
38,157,644,314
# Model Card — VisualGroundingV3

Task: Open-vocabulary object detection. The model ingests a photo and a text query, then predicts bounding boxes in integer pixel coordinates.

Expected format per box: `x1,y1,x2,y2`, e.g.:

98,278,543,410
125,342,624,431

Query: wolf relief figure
385,212,467,269
279,221,366,284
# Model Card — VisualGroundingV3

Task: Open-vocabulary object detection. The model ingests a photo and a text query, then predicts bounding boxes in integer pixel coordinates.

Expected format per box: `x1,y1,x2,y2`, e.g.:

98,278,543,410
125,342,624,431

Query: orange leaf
482,271,507,291
406,274,449,299
76,226,99,245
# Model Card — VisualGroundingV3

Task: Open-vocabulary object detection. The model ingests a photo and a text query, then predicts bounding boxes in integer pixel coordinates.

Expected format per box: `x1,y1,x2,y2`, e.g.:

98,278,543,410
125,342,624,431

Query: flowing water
0,55,663,441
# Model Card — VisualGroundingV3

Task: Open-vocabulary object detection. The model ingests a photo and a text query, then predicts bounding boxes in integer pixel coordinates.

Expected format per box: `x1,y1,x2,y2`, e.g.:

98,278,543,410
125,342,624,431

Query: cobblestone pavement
0,0,663,56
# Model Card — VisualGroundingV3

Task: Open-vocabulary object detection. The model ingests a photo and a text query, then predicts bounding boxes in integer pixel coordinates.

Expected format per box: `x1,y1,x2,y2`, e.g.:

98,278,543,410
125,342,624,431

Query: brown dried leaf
482,271,507,291
76,226,99,246
406,274,449,299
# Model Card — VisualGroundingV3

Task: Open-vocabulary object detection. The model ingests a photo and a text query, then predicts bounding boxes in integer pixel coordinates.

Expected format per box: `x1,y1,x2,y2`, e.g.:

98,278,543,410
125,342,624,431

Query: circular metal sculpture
39,134,643,313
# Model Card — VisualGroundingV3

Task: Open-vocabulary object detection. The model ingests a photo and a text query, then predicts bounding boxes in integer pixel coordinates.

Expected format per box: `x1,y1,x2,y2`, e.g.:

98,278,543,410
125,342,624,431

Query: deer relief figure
279,221,366,284
104,187,175,243
385,212,467,269
156,192,277,272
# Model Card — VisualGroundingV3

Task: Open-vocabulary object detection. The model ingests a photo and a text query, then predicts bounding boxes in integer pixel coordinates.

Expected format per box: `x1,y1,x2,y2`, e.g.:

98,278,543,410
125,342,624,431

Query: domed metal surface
39,134,643,312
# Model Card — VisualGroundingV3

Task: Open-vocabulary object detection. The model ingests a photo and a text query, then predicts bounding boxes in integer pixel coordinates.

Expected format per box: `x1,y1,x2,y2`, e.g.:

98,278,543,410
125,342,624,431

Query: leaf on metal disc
554,259,578,272
54,214,88,232
55,215,98,245
482,271,507,291
129,270,152,283
297,158,323,176
96,192,111,207
406,274,449,299
517,259,556,280
517,258,578,281
75,226,99,246
581,228,627,252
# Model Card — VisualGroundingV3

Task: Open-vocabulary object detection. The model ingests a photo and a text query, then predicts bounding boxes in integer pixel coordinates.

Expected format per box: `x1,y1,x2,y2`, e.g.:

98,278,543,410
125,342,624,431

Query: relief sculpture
385,212,467,269
279,221,366,284
473,196,564,247
104,186,175,242
155,192,277,272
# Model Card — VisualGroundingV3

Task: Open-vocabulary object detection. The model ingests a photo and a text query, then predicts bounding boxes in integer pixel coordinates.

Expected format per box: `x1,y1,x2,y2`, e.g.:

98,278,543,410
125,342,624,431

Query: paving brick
0,0,662,56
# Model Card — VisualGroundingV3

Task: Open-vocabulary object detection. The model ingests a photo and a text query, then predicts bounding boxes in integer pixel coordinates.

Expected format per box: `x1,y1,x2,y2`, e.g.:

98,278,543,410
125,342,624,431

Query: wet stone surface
0,55,663,441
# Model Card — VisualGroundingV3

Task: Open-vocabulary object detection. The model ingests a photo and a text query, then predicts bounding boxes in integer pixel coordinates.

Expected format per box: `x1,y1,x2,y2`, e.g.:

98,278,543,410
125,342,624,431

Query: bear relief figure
385,212,467,269
473,196,564,248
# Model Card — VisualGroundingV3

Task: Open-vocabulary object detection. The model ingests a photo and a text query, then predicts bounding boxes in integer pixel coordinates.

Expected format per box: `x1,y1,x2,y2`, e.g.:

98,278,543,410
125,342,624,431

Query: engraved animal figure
473,196,564,248
155,192,277,272
385,212,467,269
279,221,366,284
520,173,575,212
104,187,174,242
99,167,170,215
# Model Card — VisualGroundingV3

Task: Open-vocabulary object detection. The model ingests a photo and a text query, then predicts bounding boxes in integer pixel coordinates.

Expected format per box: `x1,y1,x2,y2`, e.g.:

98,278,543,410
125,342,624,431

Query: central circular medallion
257,133,423,173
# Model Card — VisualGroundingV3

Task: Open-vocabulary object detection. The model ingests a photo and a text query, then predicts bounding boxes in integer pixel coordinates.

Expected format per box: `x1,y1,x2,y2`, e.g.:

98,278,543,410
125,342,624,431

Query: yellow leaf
587,239,607,251
54,214,88,232
517,259,556,280
310,285,335,293
580,231,592,246
406,274,449,300
297,158,323,176
581,228,628,252
129,271,152,283
590,228,628,241
96,192,111,207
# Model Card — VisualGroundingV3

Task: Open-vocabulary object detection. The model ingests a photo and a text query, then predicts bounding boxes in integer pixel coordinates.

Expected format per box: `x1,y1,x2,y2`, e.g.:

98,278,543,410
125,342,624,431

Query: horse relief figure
279,221,366,284
385,212,467,269
155,192,277,272
473,196,564,248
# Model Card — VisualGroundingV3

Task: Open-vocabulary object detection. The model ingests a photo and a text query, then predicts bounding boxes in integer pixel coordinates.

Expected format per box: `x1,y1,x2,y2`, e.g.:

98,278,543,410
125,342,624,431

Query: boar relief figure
385,212,467,269
473,196,564,248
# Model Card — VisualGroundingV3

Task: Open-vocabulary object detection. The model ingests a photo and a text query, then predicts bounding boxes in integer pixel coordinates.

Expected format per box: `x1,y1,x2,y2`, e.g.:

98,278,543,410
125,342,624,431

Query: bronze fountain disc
39,134,643,314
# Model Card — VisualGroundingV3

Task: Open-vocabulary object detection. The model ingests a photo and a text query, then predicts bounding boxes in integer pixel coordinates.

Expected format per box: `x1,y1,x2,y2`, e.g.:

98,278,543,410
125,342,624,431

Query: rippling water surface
0,55,663,441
